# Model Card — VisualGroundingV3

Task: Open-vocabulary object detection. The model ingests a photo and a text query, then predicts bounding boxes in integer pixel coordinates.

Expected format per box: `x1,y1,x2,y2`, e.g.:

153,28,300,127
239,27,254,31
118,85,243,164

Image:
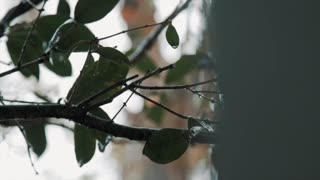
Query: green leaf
7,24,43,79
74,124,96,167
44,50,72,76
165,23,179,49
36,15,69,43
57,0,70,17
67,47,129,106
143,128,190,164
50,20,95,52
95,47,130,65
75,0,119,24
165,54,204,83
89,108,113,152
23,123,47,157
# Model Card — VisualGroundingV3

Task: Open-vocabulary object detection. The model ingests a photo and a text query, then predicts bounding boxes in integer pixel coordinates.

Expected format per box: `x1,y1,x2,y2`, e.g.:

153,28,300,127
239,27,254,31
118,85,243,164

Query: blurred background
0,0,216,179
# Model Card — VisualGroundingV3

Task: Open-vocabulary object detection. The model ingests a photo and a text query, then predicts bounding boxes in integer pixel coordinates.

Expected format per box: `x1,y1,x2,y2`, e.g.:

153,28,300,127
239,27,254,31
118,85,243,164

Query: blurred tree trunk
213,1,320,179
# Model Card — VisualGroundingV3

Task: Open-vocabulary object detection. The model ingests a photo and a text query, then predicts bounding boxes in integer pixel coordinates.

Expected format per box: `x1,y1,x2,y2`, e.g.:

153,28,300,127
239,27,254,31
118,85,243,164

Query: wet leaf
75,0,119,23
165,23,179,49
57,0,70,17
36,15,69,44
67,47,129,106
143,128,190,164
74,124,96,167
23,123,47,157
48,20,95,52
95,47,130,65
7,24,43,79
44,50,72,76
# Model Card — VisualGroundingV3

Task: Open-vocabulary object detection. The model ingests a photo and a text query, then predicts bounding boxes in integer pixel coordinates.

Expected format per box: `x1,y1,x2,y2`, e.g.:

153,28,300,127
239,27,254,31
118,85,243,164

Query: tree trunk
213,1,320,179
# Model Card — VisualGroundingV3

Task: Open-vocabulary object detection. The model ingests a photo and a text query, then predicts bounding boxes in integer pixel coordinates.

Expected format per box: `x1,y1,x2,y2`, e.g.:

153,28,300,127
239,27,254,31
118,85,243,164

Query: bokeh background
0,0,216,179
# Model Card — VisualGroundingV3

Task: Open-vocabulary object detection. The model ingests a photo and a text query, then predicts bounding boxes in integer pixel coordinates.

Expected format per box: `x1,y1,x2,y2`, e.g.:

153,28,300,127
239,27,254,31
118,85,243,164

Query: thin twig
0,60,11,66
191,90,221,94
111,80,142,121
98,22,164,41
18,124,39,175
129,87,216,125
1,101,38,174
127,86,189,120
78,74,139,107
133,78,216,90
85,64,175,110
17,0,48,66
0,54,48,78
111,90,135,121
129,0,193,64
188,88,215,103
25,0,46,10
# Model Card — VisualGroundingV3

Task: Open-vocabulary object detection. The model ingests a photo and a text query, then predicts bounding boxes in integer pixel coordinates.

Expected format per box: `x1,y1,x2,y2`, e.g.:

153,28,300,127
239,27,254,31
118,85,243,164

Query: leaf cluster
2,0,215,167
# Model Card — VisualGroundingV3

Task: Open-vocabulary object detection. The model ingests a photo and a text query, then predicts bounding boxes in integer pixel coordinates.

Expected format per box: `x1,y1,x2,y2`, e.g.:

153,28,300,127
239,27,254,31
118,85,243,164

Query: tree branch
85,64,175,110
129,0,192,64
0,104,216,144
133,78,216,90
0,54,48,78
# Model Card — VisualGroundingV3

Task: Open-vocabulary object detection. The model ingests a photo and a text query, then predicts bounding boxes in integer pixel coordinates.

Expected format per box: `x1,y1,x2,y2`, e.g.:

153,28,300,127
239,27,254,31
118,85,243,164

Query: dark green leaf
67,47,129,106
96,47,130,65
50,20,95,52
36,15,69,43
7,24,43,79
44,50,72,76
165,54,204,83
74,124,96,167
89,107,113,152
57,0,71,17
90,107,110,120
143,128,190,164
23,123,47,157
165,23,179,49
75,0,119,24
